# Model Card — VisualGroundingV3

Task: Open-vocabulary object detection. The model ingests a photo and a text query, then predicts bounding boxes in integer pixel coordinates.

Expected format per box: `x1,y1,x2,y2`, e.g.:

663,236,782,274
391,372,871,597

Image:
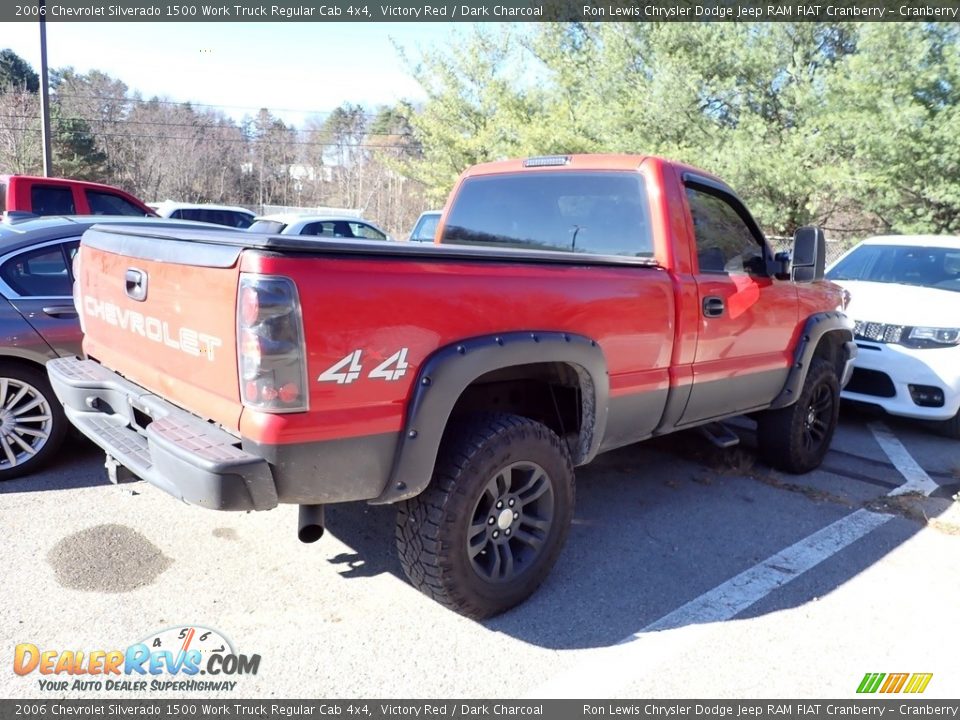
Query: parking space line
868,421,940,497
526,423,937,698
525,509,892,698
640,509,891,633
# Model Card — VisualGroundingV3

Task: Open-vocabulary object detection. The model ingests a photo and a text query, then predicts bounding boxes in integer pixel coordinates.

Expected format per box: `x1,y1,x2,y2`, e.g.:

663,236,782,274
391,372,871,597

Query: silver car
0,215,223,479
247,214,392,241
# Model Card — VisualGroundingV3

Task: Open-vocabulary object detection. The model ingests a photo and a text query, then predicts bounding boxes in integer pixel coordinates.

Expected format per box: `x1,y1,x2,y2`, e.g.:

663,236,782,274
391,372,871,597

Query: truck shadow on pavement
0,436,111,495
324,430,937,650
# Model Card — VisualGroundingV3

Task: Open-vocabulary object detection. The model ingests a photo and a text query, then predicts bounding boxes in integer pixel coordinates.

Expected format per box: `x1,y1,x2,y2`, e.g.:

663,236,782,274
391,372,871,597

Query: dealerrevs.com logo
14,626,260,692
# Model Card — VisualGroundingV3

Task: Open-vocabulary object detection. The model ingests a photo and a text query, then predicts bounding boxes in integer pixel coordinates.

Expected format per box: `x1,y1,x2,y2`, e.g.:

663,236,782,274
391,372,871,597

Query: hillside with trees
2,22,958,238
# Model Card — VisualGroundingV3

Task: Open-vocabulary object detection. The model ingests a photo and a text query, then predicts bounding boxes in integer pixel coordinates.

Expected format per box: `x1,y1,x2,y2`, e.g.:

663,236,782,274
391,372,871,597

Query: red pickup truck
49,155,855,618
1,175,155,218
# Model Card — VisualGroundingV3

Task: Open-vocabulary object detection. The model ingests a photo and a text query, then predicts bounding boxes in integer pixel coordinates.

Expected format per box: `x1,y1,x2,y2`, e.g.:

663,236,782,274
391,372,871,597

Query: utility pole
39,0,53,176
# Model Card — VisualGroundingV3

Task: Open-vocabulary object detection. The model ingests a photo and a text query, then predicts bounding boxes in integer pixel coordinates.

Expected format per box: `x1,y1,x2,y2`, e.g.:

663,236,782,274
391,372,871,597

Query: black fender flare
770,311,856,409
372,331,609,504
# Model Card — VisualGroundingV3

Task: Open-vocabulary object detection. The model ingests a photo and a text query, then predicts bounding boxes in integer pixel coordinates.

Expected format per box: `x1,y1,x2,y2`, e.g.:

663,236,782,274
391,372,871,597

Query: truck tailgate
76,226,243,432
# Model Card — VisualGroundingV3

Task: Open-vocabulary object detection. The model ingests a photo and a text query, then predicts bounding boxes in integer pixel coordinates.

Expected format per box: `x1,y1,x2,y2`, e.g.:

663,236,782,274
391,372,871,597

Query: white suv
152,201,255,229
826,235,960,437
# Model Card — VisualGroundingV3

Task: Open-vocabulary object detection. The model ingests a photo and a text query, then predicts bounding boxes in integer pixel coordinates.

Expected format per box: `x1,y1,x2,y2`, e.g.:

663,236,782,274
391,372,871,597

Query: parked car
0,175,155,218
826,235,960,437
50,154,854,618
0,215,227,480
407,210,441,242
152,201,255,229
247,214,391,241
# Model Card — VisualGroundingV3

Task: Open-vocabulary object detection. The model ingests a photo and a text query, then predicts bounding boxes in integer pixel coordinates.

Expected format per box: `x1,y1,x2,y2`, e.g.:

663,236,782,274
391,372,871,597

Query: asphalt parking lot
2,407,958,700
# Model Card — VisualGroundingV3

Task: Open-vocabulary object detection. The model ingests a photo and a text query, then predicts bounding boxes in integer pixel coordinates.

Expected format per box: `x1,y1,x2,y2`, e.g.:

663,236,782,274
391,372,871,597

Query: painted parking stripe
640,508,890,632
868,421,940,497
526,509,892,697
528,423,936,697
528,424,939,697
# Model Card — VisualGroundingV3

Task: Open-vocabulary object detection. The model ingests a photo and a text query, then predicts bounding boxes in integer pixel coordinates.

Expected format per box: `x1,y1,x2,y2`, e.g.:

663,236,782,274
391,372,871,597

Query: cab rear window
441,171,653,257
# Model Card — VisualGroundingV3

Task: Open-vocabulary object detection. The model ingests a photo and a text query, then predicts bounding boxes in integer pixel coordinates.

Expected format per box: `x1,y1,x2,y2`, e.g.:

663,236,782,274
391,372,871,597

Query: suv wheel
396,412,575,619
932,410,960,440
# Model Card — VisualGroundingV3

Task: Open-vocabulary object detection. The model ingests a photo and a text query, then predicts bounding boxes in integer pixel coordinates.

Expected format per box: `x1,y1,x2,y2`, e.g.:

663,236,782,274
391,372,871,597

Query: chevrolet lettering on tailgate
83,296,223,360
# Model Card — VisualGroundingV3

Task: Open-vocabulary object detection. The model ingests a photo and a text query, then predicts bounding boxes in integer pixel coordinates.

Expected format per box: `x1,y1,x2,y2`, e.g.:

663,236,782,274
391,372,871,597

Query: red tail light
237,273,308,413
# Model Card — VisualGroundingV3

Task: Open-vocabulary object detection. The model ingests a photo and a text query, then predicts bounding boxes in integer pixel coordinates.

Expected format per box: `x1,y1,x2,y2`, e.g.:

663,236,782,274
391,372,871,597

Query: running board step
699,422,740,449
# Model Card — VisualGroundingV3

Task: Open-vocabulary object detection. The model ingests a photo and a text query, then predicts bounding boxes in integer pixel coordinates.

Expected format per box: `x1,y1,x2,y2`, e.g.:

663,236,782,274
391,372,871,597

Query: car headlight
901,326,960,349
853,320,960,349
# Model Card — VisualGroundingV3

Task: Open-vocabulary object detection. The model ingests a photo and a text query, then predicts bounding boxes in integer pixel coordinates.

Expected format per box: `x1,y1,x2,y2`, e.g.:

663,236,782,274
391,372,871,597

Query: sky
0,21,471,126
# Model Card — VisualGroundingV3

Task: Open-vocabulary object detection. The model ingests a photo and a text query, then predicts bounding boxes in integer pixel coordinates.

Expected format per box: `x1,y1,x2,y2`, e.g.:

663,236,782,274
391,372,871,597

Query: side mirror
791,226,826,282
768,250,792,280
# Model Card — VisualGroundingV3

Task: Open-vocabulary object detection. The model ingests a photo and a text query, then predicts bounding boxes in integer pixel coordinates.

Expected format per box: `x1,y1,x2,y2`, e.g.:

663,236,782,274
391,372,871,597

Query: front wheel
931,410,960,440
396,412,575,619
756,358,840,474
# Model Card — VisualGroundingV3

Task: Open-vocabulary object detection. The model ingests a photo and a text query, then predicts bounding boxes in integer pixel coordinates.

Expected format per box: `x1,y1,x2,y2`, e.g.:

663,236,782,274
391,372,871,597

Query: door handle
42,305,78,318
702,296,725,318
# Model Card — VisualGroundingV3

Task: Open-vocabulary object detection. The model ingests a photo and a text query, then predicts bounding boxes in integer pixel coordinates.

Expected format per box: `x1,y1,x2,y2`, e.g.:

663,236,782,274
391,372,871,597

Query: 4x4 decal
318,348,409,384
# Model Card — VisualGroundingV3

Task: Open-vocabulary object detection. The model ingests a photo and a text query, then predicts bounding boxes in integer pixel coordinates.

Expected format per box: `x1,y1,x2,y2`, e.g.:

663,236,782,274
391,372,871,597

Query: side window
412,215,439,242
86,190,146,216
332,221,355,238
170,209,184,219
31,185,76,216
351,223,386,240
233,212,254,229
0,244,72,296
686,187,764,274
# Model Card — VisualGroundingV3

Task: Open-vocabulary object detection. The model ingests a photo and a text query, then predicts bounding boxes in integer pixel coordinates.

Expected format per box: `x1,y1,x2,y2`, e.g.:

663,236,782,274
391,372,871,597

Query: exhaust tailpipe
298,504,326,543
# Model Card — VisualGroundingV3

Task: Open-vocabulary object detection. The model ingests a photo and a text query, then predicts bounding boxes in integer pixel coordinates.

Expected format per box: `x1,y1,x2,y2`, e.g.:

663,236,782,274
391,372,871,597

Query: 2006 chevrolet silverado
48,155,856,618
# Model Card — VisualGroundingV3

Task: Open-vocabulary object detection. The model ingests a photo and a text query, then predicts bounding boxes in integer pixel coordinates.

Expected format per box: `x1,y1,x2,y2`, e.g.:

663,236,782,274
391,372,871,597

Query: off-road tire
395,412,575,619
0,361,68,481
756,358,840,474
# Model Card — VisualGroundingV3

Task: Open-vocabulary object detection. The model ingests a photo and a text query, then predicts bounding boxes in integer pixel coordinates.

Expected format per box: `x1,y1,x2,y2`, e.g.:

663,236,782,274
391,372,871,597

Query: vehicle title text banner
4,700,960,719
3,0,960,22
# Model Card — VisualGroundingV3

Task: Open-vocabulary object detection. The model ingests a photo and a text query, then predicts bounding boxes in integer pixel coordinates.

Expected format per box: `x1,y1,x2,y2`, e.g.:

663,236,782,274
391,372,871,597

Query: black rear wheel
396,412,575,619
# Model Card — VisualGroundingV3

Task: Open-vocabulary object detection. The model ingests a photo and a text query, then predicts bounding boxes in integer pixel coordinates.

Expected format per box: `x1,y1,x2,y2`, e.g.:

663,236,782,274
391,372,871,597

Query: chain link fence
767,236,856,268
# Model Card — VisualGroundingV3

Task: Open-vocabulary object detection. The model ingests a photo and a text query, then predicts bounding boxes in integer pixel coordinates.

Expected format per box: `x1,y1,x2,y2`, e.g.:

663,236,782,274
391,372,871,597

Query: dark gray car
0,215,223,479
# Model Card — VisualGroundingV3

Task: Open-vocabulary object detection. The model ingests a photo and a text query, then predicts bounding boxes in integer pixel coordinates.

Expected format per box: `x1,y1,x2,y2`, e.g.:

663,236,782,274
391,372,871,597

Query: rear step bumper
47,356,278,511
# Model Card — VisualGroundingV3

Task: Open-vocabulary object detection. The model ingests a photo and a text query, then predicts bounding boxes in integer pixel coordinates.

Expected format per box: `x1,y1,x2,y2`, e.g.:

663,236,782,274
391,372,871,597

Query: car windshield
826,243,960,293
248,219,287,234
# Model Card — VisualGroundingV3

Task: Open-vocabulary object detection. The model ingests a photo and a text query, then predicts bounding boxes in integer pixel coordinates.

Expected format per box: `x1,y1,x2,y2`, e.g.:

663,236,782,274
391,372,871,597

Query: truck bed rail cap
84,224,661,268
